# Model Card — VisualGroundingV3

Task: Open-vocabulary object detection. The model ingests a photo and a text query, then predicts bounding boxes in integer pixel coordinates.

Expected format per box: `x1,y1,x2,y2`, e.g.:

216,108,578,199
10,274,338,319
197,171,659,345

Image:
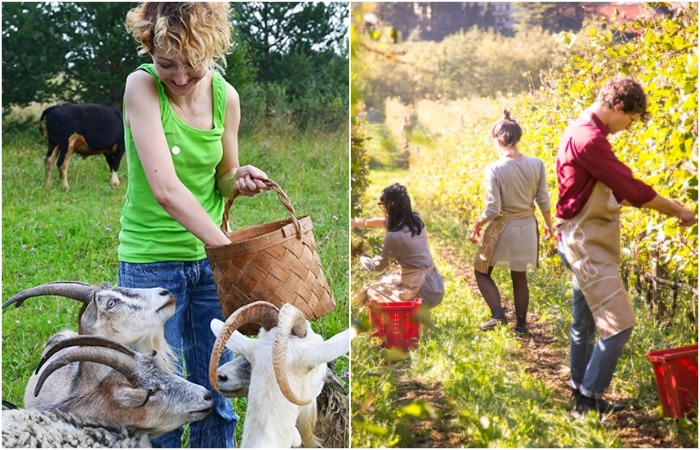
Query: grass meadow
1,111,349,444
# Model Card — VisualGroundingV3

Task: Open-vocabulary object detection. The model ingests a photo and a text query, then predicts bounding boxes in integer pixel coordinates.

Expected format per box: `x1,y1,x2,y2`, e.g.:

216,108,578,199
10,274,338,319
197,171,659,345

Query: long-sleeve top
361,226,436,272
556,112,657,220
479,155,551,222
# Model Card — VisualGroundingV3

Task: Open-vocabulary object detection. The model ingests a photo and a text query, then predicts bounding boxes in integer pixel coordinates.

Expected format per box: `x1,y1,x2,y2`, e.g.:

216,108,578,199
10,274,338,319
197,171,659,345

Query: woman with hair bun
470,110,554,334
352,183,444,311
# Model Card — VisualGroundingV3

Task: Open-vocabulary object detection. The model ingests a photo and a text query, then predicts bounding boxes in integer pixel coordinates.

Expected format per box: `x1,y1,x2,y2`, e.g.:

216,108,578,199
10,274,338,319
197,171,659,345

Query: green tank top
118,63,226,263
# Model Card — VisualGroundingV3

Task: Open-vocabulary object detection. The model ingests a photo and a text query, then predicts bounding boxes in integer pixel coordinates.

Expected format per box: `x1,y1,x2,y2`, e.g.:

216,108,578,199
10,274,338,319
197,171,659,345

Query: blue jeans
119,259,236,448
557,241,633,399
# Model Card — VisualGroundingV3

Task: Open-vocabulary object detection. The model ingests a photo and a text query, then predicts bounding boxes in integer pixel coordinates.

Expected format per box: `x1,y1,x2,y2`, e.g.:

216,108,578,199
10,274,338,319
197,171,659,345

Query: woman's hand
351,218,363,229
543,223,555,240
235,165,269,196
469,224,482,243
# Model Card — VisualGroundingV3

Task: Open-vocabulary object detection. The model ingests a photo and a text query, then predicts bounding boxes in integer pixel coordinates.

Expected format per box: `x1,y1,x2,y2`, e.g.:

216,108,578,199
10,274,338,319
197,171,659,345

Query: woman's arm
541,209,554,239
536,160,554,239
124,71,230,246
217,82,268,198
471,166,499,243
360,233,395,272
351,217,386,229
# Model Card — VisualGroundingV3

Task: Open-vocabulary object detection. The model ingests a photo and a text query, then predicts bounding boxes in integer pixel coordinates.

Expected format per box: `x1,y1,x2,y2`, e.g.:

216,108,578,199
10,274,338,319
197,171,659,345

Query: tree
513,2,587,34
2,2,70,109
2,2,144,110
230,2,348,129
231,2,347,82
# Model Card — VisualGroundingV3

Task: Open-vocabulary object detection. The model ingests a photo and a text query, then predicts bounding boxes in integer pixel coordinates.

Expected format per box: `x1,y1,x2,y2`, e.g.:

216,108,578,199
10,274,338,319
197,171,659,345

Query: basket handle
221,178,302,239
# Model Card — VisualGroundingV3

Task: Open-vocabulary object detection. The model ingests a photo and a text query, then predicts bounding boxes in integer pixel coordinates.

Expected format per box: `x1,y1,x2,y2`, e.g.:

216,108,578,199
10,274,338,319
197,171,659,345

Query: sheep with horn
2,336,213,448
2,281,177,409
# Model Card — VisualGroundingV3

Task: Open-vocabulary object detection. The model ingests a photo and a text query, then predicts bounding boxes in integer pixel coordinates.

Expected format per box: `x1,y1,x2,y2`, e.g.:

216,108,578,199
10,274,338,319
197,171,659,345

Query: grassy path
388,238,674,448
353,122,695,447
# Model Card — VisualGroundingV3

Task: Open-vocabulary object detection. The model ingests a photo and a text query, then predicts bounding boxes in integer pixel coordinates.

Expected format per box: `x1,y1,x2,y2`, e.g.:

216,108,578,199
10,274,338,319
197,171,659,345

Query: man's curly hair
596,76,650,121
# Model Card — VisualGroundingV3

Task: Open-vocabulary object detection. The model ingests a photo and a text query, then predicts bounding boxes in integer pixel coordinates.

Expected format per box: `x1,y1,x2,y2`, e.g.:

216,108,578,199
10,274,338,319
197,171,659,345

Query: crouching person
555,76,695,417
352,183,444,315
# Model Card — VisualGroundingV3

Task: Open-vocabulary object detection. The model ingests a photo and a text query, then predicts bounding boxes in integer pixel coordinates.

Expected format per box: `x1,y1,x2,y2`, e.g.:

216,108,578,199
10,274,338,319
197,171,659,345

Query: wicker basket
205,179,335,335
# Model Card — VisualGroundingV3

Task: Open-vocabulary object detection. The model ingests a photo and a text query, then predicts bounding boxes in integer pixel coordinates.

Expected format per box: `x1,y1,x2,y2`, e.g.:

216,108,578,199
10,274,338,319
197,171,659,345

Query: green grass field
1,117,349,444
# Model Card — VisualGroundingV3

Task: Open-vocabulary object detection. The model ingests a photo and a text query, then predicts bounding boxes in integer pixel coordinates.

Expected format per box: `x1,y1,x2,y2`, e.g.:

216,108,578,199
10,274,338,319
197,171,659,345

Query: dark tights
474,266,529,324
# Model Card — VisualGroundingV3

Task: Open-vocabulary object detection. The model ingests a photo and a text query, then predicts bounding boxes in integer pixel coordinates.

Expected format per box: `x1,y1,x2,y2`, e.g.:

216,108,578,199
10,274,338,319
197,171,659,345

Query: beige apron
559,182,635,339
358,266,437,304
474,208,536,274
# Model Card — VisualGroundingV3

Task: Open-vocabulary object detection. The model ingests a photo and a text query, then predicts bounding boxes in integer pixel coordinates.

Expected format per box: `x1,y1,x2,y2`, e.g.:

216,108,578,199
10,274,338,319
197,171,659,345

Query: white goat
2,336,213,448
215,356,349,448
2,281,177,408
209,301,350,448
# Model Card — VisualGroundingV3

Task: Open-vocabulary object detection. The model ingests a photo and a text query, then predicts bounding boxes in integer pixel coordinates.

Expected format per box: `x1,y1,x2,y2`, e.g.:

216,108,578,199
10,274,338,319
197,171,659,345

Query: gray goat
215,357,349,448
2,281,177,408
2,336,213,448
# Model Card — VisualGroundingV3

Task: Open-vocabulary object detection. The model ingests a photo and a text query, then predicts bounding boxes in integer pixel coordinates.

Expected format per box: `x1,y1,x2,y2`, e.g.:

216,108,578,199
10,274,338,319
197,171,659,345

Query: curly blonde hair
125,2,231,71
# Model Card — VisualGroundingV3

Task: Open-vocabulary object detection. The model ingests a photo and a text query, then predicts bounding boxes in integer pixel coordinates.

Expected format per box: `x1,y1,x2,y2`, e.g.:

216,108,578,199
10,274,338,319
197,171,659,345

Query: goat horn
2,281,94,309
209,301,279,391
35,345,138,397
35,335,136,375
273,303,311,406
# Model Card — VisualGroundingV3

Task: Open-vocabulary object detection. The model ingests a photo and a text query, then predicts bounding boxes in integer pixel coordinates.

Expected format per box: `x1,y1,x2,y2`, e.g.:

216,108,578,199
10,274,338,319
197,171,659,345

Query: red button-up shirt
556,112,657,220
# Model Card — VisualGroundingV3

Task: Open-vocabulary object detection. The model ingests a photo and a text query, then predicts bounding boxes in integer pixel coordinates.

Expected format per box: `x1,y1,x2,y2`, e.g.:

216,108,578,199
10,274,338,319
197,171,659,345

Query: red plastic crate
367,298,422,350
646,344,698,419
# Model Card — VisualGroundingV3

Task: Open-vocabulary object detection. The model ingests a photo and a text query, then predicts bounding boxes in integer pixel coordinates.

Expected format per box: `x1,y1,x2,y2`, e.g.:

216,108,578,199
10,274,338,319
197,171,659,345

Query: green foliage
2,2,144,108
352,5,698,447
513,2,587,35
350,4,374,219
231,2,349,131
2,2,347,131
518,3,698,293
351,112,371,217
413,3,698,315
1,120,349,441
354,24,578,112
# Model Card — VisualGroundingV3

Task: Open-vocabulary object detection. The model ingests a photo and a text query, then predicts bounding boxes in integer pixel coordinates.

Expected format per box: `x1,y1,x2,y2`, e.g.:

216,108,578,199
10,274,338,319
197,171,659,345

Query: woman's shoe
479,315,508,331
514,322,528,334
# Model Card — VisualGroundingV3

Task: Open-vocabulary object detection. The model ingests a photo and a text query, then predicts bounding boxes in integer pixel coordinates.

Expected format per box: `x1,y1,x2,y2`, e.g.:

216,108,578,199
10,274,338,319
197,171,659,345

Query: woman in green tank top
120,4,268,447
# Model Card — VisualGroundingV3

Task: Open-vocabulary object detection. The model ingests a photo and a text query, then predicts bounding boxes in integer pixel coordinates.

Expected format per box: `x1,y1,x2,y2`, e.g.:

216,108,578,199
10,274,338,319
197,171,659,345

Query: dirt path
390,243,673,448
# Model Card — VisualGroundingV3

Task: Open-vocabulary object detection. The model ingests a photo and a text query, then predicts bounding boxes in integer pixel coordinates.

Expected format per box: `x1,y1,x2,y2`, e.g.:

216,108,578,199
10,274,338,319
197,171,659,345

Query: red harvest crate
646,344,698,419
367,298,422,350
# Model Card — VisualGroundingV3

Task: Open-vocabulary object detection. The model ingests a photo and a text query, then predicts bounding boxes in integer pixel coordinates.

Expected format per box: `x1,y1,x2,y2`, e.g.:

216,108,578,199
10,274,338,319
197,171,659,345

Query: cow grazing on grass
39,103,125,192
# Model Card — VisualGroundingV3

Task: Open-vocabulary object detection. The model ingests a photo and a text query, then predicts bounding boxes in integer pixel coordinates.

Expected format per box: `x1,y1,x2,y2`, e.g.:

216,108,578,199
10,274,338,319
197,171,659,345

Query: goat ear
210,319,225,337
210,319,255,358
305,329,350,368
113,386,150,408
80,302,98,333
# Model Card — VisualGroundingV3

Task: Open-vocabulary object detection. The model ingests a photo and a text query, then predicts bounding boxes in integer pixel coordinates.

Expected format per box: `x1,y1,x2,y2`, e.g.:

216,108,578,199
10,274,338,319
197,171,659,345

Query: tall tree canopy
2,2,144,109
2,2,348,130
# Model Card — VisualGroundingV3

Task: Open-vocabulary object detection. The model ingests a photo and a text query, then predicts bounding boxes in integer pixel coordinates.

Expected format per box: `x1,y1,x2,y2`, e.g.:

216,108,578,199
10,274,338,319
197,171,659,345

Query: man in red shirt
556,77,695,417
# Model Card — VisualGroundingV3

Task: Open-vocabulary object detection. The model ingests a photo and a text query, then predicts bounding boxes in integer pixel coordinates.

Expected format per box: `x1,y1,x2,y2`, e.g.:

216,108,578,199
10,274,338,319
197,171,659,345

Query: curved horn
208,301,279,391
35,335,136,374
273,303,311,406
35,345,137,397
3,281,94,309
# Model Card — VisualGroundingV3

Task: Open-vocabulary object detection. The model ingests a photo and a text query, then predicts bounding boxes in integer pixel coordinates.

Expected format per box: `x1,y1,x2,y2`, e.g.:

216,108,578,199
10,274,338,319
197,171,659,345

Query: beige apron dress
358,266,437,304
559,181,635,339
474,208,536,274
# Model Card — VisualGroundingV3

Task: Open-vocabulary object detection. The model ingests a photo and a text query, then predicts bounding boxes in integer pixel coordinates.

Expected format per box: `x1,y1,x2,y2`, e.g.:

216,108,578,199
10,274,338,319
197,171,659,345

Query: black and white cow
39,103,125,191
